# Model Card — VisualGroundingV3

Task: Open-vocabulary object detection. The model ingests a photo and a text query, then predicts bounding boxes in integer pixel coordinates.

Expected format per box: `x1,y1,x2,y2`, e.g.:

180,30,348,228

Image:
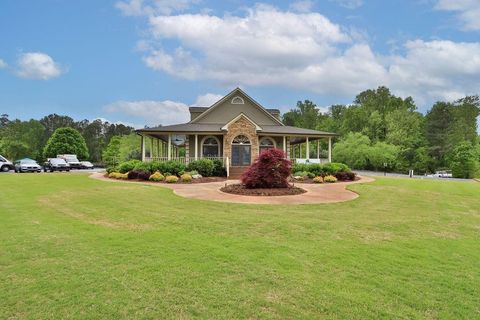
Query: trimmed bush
181,173,192,182
118,160,142,173
313,176,324,183
335,171,356,181
324,175,338,183
242,148,291,188
149,171,165,182
292,162,351,177
128,170,150,180
165,175,179,183
187,159,214,177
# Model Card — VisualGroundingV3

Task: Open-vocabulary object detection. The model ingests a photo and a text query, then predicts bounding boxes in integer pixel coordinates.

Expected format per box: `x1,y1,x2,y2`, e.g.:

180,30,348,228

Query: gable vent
231,96,245,104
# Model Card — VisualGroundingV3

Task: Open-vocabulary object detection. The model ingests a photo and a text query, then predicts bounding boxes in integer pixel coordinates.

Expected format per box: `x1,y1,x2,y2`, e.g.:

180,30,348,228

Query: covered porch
138,132,333,167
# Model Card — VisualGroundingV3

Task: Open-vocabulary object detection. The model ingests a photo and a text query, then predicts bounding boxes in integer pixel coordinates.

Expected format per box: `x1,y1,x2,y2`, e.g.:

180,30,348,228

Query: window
232,135,250,145
202,136,220,157
259,137,275,154
231,96,245,104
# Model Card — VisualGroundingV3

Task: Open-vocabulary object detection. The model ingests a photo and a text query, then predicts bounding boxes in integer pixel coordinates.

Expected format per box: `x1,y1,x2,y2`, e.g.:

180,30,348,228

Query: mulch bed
220,184,306,196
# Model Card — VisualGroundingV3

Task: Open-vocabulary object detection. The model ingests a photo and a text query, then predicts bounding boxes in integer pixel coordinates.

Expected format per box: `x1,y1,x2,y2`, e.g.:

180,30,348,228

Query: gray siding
194,91,280,126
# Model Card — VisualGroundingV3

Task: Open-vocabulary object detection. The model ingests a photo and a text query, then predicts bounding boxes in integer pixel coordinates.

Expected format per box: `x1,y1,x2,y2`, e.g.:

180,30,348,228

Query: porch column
185,136,190,164
194,134,198,160
317,140,320,159
157,139,160,158
141,135,145,161
150,138,154,159
168,134,172,160
283,136,286,155
328,137,332,163
306,137,310,160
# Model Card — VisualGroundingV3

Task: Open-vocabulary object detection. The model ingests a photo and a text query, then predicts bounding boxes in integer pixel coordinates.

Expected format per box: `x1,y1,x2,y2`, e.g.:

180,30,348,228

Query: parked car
57,154,82,169
14,158,42,173
80,161,94,169
428,170,453,178
0,155,14,172
44,158,70,172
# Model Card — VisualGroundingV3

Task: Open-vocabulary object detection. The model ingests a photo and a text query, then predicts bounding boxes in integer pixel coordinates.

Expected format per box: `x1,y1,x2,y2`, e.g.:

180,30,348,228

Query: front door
231,145,251,166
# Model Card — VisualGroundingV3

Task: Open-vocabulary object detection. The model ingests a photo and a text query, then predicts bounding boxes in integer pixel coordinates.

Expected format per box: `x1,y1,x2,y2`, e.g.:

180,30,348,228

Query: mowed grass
0,174,479,319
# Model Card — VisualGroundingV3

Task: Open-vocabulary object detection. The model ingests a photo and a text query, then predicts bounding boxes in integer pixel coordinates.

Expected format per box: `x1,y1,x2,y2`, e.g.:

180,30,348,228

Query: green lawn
1,174,479,319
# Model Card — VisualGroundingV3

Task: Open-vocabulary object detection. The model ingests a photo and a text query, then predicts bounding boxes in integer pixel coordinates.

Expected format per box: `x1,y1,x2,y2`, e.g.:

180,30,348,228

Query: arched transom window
202,136,220,157
232,135,251,145
259,137,275,154
231,96,245,104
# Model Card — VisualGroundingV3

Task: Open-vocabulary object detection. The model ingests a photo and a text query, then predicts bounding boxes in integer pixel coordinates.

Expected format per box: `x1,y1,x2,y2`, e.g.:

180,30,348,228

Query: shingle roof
137,123,336,136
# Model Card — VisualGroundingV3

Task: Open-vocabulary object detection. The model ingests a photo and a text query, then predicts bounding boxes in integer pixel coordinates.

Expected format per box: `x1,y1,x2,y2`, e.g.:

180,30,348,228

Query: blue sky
1,0,479,128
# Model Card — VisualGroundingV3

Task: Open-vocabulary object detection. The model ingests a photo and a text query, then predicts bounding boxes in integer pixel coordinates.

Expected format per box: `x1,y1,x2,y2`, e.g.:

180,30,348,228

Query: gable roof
189,87,284,126
221,113,263,131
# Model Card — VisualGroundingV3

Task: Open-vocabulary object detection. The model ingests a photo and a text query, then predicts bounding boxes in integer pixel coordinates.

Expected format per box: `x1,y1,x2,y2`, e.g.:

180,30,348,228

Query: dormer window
231,96,245,104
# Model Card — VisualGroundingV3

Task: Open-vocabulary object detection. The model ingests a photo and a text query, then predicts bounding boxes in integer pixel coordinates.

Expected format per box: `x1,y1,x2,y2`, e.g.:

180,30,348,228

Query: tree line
0,114,136,163
283,86,480,178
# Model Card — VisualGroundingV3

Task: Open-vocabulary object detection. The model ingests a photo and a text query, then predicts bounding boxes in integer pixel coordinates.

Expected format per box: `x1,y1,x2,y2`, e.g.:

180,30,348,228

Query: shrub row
113,159,227,177
292,162,351,176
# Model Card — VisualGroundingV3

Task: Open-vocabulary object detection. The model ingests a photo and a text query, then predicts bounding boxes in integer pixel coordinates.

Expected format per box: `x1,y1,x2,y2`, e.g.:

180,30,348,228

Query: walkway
90,173,374,205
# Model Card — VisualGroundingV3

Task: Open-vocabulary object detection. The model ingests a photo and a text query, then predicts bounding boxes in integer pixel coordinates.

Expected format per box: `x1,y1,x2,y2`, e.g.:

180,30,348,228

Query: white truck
57,154,82,169
0,155,14,172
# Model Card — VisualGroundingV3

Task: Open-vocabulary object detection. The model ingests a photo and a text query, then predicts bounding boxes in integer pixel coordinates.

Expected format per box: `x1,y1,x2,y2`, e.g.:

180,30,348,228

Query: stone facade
223,115,259,166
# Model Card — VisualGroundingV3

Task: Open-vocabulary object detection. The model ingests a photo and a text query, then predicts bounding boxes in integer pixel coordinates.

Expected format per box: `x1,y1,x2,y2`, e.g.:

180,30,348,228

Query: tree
102,136,121,168
425,102,453,166
447,141,478,179
333,133,371,169
43,127,89,159
242,148,291,188
282,100,319,129
118,133,141,161
368,142,400,171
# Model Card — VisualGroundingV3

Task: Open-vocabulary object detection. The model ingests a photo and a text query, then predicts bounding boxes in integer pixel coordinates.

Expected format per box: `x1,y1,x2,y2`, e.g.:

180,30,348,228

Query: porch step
228,166,249,179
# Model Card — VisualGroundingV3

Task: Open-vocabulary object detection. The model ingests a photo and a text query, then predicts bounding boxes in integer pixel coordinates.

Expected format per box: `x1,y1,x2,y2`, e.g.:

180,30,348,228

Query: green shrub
187,159,214,177
313,176,324,183
162,161,186,176
324,175,338,183
133,161,152,172
293,171,309,177
165,175,179,183
307,172,315,178
164,172,172,177
181,173,192,182
118,160,142,173
106,166,118,174
212,159,227,177
321,163,351,175
149,171,165,182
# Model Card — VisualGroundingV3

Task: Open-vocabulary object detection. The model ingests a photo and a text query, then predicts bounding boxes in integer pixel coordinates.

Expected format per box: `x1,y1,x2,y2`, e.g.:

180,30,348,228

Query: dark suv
44,158,70,172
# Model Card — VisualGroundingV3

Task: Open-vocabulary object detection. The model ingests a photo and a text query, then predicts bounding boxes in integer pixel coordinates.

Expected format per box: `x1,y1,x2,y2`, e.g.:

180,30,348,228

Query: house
136,88,336,177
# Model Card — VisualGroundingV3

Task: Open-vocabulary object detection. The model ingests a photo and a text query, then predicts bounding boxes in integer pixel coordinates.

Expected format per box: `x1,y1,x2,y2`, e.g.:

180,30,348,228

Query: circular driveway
91,173,374,205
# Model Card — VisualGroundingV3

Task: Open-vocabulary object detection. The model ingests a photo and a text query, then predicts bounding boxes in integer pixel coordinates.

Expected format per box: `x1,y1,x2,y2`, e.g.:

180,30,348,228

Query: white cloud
126,3,480,106
192,93,223,107
289,0,315,13
16,52,63,80
116,0,198,16
329,0,364,9
103,100,190,126
435,0,480,31
0,59,7,69
102,93,224,126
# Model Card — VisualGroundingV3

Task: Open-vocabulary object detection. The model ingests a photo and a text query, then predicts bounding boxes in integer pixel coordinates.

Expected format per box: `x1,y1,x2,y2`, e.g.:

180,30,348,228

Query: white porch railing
144,156,225,166
291,158,329,164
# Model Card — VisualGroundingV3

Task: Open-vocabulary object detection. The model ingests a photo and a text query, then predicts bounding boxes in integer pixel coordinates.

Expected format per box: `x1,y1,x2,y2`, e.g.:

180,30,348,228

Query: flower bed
221,184,306,196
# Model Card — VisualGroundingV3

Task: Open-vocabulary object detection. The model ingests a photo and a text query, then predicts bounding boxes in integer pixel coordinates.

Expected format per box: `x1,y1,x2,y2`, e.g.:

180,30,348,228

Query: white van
57,154,82,169
0,155,14,172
